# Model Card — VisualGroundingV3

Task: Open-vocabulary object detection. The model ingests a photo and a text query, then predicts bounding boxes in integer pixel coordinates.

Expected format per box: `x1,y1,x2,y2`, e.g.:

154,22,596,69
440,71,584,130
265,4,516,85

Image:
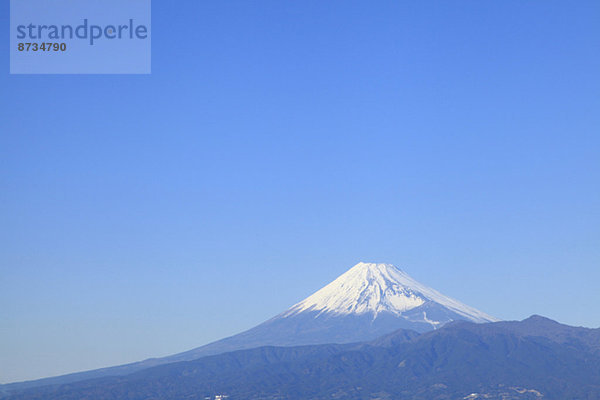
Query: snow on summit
283,262,498,323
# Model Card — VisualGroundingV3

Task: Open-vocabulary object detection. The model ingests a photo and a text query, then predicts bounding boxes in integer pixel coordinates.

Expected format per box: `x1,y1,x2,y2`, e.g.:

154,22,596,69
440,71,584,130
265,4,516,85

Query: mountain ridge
4,316,599,400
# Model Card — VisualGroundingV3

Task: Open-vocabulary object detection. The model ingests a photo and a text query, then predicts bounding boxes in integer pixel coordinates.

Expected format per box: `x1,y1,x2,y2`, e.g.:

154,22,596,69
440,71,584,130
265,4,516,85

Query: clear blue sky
1,0,599,384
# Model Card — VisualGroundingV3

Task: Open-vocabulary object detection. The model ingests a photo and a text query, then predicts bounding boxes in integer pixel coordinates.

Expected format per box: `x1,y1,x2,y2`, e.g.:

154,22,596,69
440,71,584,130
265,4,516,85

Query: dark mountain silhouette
4,316,599,400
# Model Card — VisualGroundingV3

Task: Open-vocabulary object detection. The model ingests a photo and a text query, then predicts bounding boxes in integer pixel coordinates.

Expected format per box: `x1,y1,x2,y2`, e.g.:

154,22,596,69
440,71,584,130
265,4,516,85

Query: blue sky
1,0,599,384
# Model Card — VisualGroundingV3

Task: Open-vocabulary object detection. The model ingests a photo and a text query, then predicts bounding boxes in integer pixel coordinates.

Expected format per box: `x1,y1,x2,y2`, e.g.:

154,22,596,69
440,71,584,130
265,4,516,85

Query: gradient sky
1,0,599,384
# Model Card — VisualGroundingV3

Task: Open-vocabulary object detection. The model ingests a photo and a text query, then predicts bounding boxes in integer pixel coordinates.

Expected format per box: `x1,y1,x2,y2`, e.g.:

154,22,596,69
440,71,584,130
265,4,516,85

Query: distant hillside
4,316,600,400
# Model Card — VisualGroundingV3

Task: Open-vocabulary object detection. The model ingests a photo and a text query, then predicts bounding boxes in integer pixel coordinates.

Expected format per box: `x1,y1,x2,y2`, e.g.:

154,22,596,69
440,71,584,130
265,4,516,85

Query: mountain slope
6,317,599,400
1,262,497,392
171,262,498,360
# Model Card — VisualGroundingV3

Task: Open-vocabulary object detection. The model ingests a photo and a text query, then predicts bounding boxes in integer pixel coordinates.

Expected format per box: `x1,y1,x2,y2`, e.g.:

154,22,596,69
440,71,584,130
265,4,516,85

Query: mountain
5,316,599,400
168,263,498,359
284,262,496,323
1,262,497,393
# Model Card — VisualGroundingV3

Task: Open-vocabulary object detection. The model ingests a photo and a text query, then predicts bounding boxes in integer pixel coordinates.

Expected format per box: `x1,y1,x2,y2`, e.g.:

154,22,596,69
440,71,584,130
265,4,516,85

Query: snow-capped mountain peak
283,262,498,323
12,262,500,388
